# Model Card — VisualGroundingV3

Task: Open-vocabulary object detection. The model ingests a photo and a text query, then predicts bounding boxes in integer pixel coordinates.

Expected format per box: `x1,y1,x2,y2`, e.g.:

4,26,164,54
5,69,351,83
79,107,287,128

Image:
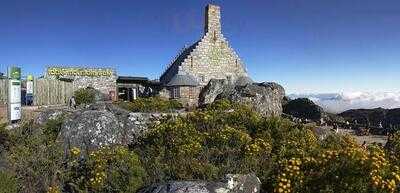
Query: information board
7,67,21,122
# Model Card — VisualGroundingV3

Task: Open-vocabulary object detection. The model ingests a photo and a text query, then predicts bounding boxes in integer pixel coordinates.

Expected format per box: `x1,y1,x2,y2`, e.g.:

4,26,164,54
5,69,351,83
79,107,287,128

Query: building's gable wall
160,5,248,86
180,32,247,86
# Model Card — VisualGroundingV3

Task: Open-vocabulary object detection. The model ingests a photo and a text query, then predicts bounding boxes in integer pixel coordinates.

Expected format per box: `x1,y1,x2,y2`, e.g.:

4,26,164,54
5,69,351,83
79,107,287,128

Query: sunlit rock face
200,79,285,117
139,174,261,193
58,102,179,153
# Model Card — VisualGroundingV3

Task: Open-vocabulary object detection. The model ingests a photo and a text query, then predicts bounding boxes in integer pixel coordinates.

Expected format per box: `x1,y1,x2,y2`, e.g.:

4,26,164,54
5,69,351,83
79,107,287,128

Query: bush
64,146,146,193
134,100,400,193
3,119,147,193
116,97,183,112
3,100,400,193
43,115,65,143
0,123,10,151
74,88,96,105
0,171,19,193
7,122,64,193
134,100,307,186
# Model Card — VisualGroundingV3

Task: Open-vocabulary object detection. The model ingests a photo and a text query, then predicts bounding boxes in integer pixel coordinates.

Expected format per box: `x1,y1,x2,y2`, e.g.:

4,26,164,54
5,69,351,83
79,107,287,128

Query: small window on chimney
200,75,205,82
190,57,194,68
213,31,217,42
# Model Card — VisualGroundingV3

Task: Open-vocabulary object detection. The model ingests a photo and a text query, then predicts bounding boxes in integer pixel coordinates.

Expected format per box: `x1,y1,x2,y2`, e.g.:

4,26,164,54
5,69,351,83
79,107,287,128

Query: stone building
46,67,118,100
159,4,251,106
45,67,156,102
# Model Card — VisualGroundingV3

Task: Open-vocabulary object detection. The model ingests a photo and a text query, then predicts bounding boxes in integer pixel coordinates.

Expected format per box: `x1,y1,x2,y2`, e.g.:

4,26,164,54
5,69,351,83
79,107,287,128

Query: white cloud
289,92,400,114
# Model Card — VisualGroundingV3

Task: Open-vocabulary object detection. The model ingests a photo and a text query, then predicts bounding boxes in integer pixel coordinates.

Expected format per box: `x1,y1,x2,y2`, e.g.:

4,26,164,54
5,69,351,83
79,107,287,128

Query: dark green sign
8,67,21,80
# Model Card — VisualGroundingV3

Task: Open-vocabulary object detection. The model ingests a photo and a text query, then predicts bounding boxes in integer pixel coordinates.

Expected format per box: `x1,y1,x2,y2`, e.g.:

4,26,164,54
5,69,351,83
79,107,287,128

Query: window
213,31,217,42
200,75,205,82
189,87,194,99
190,57,194,68
171,87,180,99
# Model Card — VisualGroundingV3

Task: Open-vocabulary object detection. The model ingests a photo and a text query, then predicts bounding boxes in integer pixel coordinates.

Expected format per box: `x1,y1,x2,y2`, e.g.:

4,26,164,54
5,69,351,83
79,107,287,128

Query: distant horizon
1,0,400,94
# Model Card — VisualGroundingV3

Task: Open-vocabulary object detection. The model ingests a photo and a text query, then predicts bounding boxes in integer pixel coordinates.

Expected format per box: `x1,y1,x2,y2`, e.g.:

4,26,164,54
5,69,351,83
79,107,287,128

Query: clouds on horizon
289,92,400,113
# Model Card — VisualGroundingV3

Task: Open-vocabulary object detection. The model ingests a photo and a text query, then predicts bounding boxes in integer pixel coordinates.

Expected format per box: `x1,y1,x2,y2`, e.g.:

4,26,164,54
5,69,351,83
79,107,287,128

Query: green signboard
8,67,21,80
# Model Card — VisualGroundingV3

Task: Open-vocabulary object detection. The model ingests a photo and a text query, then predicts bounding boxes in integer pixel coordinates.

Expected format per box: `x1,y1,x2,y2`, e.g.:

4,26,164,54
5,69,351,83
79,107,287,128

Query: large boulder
139,174,261,193
339,108,387,126
386,108,400,127
59,102,172,152
199,79,285,117
283,98,325,121
199,79,234,105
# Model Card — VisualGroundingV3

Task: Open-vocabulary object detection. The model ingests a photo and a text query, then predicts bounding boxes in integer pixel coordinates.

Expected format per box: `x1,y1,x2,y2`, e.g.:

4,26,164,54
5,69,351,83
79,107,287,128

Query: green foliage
74,88,96,105
6,122,64,193
135,99,400,193
64,146,146,193
3,99,400,193
3,119,147,193
117,97,183,112
135,99,313,187
0,123,10,151
0,171,19,193
43,115,65,142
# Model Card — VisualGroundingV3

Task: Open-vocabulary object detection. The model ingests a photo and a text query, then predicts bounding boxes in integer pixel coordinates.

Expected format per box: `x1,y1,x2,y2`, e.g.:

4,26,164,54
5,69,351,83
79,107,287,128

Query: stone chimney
204,4,221,35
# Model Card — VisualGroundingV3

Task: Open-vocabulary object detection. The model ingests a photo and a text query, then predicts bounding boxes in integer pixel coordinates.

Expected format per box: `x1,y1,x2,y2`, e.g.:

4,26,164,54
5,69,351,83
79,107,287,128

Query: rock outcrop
283,98,325,121
34,108,70,125
139,174,261,193
339,108,400,128
58,102,175,152
199,79,285,117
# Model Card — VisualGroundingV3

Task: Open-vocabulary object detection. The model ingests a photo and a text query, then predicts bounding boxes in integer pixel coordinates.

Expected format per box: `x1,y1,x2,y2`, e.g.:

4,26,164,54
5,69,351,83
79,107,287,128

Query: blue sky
1,0,399,94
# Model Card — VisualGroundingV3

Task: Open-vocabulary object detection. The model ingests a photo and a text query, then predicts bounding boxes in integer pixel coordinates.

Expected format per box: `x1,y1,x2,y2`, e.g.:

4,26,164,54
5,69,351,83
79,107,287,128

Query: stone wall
180,32,247,86
0,79,7,105
170,86,201,107
46,67,117,97
72,75,117,96
205,4,221,35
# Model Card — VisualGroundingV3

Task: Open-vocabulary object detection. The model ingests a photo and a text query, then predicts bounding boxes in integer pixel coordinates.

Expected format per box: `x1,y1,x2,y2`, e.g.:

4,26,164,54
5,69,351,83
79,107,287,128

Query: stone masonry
160,4,249,87
46,67,117,98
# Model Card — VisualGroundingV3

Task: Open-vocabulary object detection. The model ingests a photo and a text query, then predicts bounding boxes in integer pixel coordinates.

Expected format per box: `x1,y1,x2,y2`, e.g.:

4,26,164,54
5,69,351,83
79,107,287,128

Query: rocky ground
315,125,388,145
338,128,388,145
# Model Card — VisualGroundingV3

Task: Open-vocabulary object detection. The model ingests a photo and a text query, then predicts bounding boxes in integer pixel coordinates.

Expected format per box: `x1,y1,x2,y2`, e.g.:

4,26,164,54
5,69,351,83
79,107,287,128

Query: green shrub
0,171,19,193
134,100,400,193
0,123,10,151
43,115,65,143
74,88,96,105
116,97,183,112
134,102,292,184
64,146,146,193
7,126,64,193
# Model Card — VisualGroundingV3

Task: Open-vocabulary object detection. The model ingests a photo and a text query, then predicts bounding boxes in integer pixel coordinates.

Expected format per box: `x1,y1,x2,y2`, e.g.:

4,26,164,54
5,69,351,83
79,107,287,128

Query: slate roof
166,73,199,87
160,41,200,80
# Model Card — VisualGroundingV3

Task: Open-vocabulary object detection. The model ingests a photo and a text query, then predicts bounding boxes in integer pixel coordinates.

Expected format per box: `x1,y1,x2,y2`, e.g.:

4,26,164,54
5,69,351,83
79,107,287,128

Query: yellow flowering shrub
116,97,183,112
65,146,146,193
